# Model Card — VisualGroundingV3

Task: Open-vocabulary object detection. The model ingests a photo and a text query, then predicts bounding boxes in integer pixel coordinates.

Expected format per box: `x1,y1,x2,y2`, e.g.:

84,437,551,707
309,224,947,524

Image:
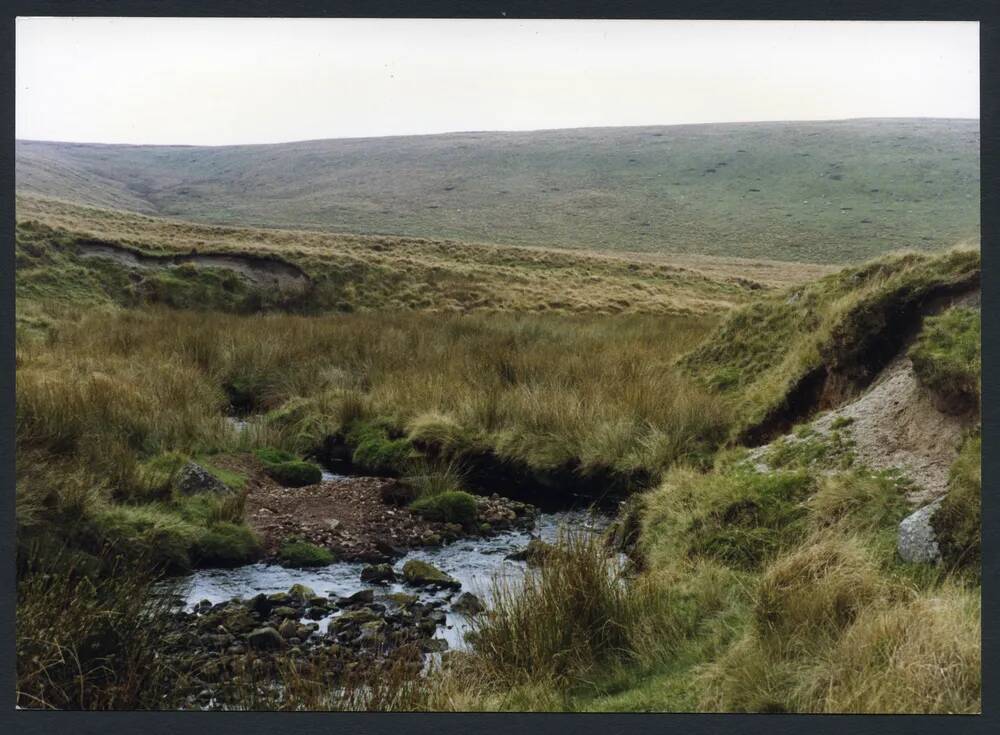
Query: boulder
247,626,286,651
287,584,316,603
174,462,229,495
360,563,397,584
421,637,449,653
328,609,380,634
451,592,485,616
386,592,418,607
505,538,556,567
270,605,301,619
898,498,944,564
402,559,461,589
337,589,375,607
277,619,299,639
249,593,272,618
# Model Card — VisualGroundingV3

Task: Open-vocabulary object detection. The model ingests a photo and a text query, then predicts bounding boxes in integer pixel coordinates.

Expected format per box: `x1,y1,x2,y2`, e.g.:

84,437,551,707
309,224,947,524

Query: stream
198,415,614,652
174,507,610,651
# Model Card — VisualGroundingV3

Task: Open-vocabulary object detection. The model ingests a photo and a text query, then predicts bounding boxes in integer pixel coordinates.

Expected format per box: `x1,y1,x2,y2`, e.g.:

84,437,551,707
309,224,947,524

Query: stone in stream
278,619,299,639
505,538,556,567
270,605,301,619
386,592,418,607
337,589,375,607
402,559,461,589
421,638,449,653
287,584,316,603
451,592,485,616
174,462,229,496
327,609,380,635
247,626,286,651
360,563,397,584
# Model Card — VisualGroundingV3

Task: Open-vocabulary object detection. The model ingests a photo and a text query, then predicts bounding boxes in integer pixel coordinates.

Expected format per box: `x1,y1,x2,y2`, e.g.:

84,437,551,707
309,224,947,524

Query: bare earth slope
16,118,980,264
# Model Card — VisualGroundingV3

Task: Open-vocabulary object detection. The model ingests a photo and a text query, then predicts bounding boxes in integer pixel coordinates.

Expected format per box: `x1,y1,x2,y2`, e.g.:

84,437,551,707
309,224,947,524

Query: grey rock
174,462,229,495
337,589,374,607
360,563,397,584
451,592,485,616
247,626,286,651
898,498,944,563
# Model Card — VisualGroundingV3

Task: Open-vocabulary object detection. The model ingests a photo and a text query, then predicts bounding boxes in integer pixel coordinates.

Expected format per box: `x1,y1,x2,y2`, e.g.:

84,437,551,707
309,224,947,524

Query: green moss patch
192,522,262,567
681,249,980,441
253,447,321,487
347,420,416,475
410,490,479,526
909,306,981,414
932,433,981,572
277,539,334,568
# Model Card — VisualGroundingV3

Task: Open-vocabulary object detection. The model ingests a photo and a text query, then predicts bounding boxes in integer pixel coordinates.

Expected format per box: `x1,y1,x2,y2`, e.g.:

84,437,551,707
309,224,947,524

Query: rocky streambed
157,509,609,709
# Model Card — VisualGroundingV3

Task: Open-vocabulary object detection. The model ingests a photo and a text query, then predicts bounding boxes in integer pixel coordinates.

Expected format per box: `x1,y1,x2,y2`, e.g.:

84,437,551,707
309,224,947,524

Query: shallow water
175,509,610,650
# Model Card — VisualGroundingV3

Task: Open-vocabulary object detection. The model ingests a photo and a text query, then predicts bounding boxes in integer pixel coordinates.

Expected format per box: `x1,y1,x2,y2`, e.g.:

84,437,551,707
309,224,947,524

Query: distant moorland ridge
16,118,979,264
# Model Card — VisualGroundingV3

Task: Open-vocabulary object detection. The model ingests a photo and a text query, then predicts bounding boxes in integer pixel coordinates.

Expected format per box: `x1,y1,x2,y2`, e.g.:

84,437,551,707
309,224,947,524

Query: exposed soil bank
75,239,312,292
314,435,651,512
811,355,973,505
741,278,980,446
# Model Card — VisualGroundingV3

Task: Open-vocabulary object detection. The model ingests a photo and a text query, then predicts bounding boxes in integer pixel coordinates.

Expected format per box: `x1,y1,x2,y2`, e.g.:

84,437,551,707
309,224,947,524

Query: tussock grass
16,201,792,319
801,584,981,713
932,432,982,573
682,248,980,440
16,551,177,709
910,306,981,412
276,539,335,568
464,530,679,688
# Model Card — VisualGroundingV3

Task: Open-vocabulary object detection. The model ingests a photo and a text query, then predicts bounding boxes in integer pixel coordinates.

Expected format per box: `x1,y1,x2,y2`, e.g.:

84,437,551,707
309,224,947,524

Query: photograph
12,16,982,714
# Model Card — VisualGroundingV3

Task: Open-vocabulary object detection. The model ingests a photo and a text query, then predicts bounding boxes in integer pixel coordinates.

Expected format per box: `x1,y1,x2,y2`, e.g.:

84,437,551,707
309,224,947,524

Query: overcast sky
16,18,979,146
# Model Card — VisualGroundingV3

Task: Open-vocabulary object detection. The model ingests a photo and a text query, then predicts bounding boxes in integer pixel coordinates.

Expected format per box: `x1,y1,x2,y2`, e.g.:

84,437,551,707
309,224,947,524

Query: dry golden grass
17,194,831,316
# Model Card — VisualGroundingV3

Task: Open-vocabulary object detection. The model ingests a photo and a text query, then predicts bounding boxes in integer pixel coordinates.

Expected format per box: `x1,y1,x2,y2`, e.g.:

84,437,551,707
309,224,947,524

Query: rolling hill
16,118,979,264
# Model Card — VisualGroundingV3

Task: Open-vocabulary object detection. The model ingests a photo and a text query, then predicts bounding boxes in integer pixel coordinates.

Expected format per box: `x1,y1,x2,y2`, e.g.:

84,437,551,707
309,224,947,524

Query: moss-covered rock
402,559,461,589
409,491,479,526
276,539,334,568
192,523,262,567
265,460,321,487
253,448,322,487
347,420,416,475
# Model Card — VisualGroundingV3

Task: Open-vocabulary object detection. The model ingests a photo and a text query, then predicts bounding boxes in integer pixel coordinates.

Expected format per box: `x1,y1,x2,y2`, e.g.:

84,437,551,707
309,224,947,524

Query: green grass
265,460,321,487
682,248,980,440
18,198,812,320
409,491,478,526
16,119,979,264
909,306,981,411
252,447,321,486
931,432,981,573
347,420,416,475
14,199,981,712
277,539,334,568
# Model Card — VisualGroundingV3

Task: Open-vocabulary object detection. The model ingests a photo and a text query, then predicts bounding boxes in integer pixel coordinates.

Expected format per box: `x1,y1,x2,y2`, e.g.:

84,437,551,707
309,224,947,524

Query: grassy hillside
15,232,981,711
15,195,832,326
16,118,979,264
681,248,981,442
